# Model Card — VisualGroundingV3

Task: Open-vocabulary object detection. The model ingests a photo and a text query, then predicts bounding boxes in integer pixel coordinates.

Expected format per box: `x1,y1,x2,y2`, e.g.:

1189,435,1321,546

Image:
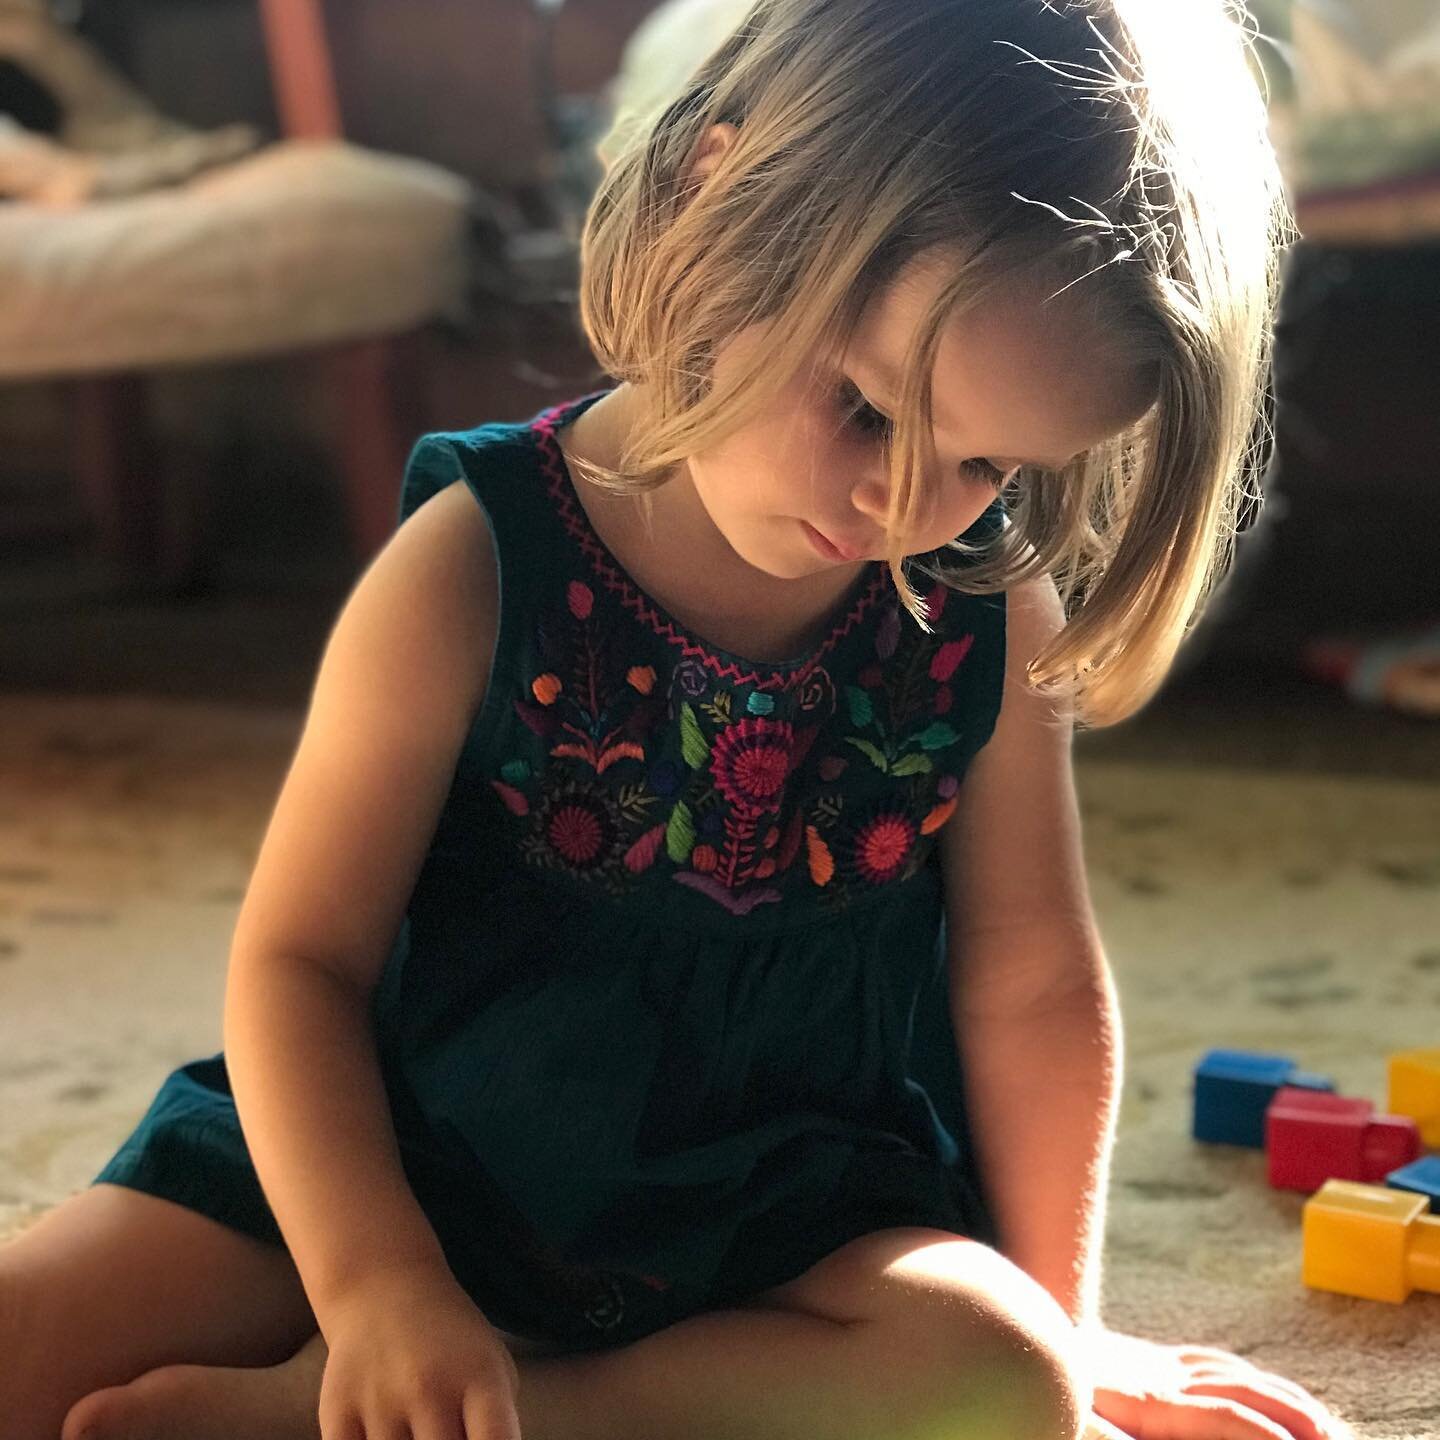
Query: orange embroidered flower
532,673,562,705
627,665,656,694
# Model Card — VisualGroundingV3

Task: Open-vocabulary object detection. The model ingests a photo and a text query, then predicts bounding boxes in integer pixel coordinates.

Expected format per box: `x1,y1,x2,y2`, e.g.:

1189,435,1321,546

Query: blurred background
1,2,1437,1433
0,0,1437,736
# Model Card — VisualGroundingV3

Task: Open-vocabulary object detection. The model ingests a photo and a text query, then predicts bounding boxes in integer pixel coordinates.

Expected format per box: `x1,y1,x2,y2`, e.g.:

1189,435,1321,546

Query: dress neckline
530,389,889,691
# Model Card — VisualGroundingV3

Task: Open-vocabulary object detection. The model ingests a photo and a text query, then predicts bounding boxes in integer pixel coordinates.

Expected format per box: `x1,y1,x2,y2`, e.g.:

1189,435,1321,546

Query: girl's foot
60,1330,327,1440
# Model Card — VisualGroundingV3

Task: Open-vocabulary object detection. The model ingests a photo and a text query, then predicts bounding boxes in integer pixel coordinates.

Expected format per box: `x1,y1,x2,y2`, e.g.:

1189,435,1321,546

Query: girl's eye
959,458,1009,490
837,380,893,441
838,381,1011,491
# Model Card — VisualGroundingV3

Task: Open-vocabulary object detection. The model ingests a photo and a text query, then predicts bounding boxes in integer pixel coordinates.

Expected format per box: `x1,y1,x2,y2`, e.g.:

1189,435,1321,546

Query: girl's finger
1164,1392,1319,1440
1083,1415,1139,1440
1183,1382,1349,1440
1185,1365,1338,1413
408,1401,466,1440
461,1394,522,1440
1094,1389,1297,1440
322,1408,367,1440
1173,1344,1252,1367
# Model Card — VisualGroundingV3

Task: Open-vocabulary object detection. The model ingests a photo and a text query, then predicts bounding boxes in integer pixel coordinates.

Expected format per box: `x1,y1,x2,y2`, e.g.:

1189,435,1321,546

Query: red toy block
1266,1086,1422,1193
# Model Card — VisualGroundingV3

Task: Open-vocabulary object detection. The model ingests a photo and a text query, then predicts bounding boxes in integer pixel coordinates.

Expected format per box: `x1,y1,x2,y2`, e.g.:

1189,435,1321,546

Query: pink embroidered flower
853,813,917,884
536,784,619,871
710,716,795,814
548,802,605,866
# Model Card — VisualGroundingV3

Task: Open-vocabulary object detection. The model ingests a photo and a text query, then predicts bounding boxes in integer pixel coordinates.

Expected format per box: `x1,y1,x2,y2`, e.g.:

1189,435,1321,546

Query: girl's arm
938,574,1121,1329
223,478,499,1328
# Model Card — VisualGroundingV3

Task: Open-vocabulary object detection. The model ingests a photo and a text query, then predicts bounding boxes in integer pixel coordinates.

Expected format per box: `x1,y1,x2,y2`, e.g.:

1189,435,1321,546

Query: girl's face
683,250,1156,582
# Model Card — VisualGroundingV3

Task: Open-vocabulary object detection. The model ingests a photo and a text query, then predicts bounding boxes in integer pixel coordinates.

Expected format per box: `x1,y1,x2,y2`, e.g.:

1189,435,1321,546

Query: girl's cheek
902,476,984,545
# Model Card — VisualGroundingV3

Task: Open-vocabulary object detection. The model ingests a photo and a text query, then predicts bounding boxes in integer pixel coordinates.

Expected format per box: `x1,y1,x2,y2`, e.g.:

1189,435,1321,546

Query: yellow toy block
1388,1049,1440,1148
1302,1179,1440,1302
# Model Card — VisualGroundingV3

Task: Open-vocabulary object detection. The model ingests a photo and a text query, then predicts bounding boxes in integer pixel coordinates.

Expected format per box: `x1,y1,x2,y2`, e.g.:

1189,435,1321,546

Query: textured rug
1,693,1437,1438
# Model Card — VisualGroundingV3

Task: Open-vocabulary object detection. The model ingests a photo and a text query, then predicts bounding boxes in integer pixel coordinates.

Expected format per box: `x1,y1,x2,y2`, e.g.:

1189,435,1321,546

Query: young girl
3,2,1357,1439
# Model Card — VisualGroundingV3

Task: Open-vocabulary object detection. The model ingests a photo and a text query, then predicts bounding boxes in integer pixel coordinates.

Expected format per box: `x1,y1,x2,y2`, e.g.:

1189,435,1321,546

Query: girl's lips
803,521,866,562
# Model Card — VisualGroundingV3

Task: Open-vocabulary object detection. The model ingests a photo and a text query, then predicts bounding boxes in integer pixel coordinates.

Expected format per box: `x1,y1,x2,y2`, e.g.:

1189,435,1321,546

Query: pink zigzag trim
532,400,887,692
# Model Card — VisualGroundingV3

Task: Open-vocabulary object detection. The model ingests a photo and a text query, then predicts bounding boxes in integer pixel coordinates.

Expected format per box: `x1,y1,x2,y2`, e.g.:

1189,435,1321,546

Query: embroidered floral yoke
91,389,1009,1353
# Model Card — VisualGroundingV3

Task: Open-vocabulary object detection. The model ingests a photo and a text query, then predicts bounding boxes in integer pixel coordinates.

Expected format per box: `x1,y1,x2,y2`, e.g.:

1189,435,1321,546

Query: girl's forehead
849,262,1157,467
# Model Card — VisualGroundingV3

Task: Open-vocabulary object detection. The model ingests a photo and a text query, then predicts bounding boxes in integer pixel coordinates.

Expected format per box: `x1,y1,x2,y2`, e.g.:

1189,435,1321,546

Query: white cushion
0,138,473,379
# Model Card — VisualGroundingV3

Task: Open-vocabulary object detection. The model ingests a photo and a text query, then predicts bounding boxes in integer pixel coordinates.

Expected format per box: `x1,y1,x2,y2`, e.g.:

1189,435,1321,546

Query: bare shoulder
324,477,499,732
227,478,499,993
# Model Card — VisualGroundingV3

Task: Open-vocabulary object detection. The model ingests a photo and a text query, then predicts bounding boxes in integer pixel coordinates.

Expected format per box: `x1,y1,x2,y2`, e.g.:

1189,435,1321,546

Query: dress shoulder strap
395,392,611,614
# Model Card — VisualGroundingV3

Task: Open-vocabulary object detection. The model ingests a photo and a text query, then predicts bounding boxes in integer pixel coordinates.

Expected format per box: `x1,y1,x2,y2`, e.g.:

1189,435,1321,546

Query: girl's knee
862,1236,1089,1439
885,1311,1085,1440
965,1339,1087,1440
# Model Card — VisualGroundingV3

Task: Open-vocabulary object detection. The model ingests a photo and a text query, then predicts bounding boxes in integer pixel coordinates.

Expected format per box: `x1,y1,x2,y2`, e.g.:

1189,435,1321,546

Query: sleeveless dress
91,388,1009,1352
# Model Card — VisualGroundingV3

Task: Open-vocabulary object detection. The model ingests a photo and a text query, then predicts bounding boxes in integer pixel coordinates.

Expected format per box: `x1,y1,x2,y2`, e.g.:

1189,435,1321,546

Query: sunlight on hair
575,0,1291,727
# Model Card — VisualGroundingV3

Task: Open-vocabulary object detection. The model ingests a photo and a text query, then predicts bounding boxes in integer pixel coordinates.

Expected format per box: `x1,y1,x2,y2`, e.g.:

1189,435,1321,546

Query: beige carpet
1,693,1437,1438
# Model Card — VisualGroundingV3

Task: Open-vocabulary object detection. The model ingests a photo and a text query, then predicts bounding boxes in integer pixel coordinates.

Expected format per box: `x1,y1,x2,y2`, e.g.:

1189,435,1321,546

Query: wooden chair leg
68,371,209,596
68,372,161,588
321,333,429,566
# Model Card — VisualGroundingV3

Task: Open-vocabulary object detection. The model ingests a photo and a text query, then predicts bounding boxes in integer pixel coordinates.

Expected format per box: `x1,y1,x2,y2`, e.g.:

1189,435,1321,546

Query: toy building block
1266,1087,1420,1192
1302,1178,1440,1302
1388,1049,1440,1148
1193,1048,1335,1147
1386,1155,1440,1212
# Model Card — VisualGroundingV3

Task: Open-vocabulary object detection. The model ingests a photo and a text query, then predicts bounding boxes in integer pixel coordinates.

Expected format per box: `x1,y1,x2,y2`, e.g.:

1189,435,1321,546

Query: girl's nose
851,473,891,525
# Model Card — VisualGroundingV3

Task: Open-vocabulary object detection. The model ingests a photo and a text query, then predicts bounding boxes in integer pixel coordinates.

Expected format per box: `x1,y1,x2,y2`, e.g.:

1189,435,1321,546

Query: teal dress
92,388,1009,1351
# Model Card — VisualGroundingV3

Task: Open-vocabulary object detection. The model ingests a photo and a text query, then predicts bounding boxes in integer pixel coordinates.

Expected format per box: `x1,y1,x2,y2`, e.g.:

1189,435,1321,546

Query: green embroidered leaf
666,799,697,862
844,685,874,727
499,759,531,784
679,703,709,770
914,722,960,751
890,752,934,776
844,736,889,772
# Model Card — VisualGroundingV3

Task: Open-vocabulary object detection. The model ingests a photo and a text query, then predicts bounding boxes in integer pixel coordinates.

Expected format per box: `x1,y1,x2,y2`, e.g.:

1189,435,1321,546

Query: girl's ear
682,121,740,190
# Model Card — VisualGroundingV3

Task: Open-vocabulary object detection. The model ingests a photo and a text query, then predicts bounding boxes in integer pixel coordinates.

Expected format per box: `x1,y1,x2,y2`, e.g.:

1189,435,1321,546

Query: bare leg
0,1184,317,1440
67,1310,1068,1440
515,1300,1074,1440
64,1232,1083,1440
58,1337,330,1440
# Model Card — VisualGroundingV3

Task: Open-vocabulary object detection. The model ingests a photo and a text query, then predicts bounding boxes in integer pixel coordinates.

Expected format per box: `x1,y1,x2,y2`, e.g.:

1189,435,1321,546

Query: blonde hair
573,0,1292,727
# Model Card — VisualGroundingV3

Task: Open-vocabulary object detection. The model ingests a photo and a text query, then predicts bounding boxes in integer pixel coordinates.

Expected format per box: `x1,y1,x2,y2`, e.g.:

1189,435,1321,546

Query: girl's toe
60,1383,146,1440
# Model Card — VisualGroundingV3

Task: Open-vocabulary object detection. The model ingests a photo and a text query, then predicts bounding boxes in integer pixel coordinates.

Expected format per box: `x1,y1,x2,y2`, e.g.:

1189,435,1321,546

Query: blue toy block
1385,1155,1440,1212
1192,1048,1336,1148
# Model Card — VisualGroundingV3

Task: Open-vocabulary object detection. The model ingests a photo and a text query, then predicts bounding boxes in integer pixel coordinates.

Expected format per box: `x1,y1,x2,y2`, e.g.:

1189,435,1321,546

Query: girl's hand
1077,1325,1357,1440
317,1262,523,1440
